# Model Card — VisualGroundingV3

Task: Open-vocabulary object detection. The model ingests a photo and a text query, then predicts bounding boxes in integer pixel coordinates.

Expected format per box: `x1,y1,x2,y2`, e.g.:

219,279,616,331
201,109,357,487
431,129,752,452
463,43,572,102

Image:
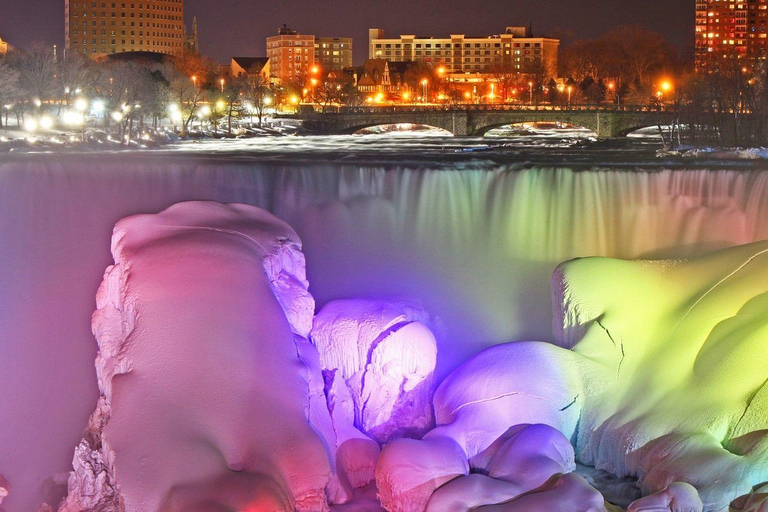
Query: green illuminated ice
554,240,768,510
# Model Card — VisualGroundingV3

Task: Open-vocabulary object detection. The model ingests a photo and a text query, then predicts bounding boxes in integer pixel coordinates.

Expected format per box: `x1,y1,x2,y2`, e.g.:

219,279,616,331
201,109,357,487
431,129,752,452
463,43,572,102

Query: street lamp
567,85,573,105
421,78,428,103
191,75,198,88
220,78,225,93
528,81,534,104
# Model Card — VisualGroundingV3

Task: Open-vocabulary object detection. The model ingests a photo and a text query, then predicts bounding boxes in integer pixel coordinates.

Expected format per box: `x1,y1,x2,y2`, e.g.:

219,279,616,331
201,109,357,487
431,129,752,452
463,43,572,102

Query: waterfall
2,156,768,510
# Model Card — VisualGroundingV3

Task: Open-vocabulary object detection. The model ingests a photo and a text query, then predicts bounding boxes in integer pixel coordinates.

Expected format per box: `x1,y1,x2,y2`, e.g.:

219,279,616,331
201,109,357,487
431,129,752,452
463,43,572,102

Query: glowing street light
263,97,273,106
567,85,573,105
220,78,225,93
402,91,411,103
24,118,39,132
528,81,534,104
311,65,320,74
290,95,300,105
421,78,428,103
191,75,198,88
111,111,124,123
40,116,54,130
437,66,446,76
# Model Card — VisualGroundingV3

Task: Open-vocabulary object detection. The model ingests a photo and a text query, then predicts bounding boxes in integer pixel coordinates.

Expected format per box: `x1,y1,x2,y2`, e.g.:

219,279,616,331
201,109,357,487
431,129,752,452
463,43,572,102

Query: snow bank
311,299,438,444
554,241,768,510
61,201,334,511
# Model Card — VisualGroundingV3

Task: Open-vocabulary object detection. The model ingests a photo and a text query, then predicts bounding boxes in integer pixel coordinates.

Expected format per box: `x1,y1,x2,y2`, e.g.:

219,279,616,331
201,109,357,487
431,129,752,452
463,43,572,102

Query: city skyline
1,0,694,64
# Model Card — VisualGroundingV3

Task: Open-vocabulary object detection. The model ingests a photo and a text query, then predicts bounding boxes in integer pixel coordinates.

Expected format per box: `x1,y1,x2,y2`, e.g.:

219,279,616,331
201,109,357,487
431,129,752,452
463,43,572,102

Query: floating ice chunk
487,424,576,488
375,436,468,512
627,482,703,512
62,202,333,512
474,473,604,512
311,299,438,443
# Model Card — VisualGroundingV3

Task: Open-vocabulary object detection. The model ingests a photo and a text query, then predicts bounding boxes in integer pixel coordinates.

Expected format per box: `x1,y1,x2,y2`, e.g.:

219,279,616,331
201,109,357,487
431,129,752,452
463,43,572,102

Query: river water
2,133,768,510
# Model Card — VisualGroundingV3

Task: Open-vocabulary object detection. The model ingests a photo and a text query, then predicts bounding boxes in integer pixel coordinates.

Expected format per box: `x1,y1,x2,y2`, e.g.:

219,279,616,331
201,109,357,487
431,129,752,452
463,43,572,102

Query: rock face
61,202,334,511
311,299,438,444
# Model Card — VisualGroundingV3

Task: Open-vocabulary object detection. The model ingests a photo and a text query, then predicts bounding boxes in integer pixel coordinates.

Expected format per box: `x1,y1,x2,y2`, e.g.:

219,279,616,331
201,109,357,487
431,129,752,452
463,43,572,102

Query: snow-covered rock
486,424,576,488
554,240,768,510
430,341,584,464
732,484,768,511
61,202,334,511
375,436,468,512
425,474,527,512
375,341,585,512
473,473,604,512
627,482,703,512
311,299,438,444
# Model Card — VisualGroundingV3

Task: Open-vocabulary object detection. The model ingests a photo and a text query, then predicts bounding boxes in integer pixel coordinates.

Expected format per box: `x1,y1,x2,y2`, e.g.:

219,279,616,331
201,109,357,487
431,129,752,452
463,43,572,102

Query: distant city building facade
314,37,353,71
266,25,316,83
64,0,185,58
0,36,9,56
267,26,354,82
695,0,768,71
368,26,559,77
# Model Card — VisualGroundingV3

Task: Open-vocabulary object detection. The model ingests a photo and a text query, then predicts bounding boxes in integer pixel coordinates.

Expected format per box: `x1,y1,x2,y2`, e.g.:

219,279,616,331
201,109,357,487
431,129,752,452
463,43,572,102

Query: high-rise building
266,25,316,83
314,37,353,71
695,0,768,72
64,0,185,58
368,26,559,77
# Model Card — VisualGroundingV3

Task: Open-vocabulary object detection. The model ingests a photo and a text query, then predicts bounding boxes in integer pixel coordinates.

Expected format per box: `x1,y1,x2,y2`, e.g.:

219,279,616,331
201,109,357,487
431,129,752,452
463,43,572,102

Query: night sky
0,0,694,64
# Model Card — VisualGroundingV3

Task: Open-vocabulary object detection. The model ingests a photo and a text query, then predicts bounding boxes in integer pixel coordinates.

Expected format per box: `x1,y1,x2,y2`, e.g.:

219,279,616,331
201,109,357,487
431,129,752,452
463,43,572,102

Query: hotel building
64,0,185,58
695,0,768,71
368,26,559,76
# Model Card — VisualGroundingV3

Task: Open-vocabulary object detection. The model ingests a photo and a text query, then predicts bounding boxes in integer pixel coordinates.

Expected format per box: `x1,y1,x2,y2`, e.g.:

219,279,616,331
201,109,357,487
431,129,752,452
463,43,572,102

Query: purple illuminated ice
311,299,438,444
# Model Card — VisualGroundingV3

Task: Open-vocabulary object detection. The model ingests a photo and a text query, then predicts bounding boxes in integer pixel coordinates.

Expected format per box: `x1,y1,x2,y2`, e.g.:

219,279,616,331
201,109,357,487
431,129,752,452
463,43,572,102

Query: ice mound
61,202,335,511
376,341,585,511
554,240,768,510
627,482,703,512
311,299,438,444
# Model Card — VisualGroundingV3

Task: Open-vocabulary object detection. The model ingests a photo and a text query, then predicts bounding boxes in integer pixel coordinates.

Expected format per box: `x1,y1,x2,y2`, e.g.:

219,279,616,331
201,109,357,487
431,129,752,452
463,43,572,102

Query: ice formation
627,482,703,512
553,241,768,510
60,202,341,511
311,299,438,444
376,241,768,511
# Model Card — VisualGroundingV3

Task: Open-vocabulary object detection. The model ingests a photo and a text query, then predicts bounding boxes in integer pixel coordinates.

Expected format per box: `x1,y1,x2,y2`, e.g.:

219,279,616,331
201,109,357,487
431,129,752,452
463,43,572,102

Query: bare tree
11,44,58,113
0,59,21,128
246,72,272,125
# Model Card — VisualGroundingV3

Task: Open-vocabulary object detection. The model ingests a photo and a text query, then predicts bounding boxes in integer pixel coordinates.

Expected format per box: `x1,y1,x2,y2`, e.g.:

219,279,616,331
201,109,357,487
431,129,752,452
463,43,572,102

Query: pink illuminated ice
61,202,334,511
